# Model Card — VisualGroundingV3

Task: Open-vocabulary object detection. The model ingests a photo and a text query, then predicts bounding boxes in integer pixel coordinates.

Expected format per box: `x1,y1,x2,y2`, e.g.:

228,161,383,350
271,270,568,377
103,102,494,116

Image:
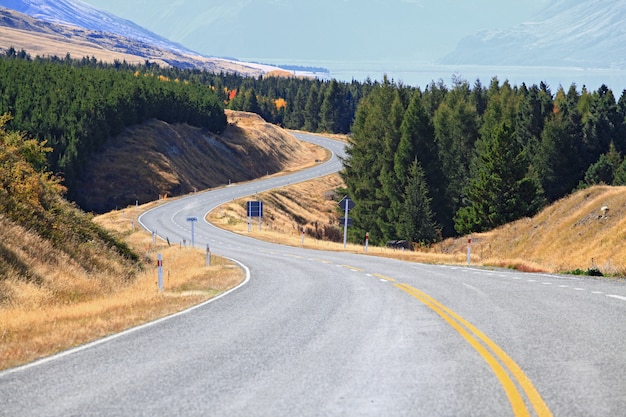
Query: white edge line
0,257,251,378
4,134,341,377
607,294,626,302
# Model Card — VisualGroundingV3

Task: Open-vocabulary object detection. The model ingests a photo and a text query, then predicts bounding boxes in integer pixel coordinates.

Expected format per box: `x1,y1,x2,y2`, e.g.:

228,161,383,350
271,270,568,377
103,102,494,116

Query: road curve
2,133,626,417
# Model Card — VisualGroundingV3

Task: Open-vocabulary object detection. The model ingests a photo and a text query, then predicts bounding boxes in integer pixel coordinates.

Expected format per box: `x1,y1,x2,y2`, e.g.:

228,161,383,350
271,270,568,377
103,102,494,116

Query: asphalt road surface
2,133,626,416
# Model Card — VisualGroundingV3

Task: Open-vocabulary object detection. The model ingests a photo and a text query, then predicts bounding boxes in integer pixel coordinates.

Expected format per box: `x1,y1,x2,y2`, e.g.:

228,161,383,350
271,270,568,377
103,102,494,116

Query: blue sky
80,0,550,63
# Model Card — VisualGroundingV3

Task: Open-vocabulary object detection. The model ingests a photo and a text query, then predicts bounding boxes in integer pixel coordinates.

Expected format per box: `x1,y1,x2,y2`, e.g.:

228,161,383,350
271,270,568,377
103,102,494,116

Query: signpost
247,201,263,231
339,196,355,249
186,217,198,248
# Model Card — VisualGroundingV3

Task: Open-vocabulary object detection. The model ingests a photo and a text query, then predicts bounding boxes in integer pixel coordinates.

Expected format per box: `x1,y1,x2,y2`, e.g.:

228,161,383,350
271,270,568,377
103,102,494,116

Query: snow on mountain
440,0,626,68
0,0,198,55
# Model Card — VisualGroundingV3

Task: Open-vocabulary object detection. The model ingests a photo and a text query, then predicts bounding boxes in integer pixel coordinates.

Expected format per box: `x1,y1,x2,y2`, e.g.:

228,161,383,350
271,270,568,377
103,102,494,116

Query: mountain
0,1,283,75
2,0,196,55
440,0,626,68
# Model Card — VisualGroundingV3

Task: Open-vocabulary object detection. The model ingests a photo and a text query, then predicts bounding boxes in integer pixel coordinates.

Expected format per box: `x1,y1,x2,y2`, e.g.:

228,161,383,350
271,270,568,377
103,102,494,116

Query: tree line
342,76,626,245
138,64,369,134
0,51,371,201
3,49,626,246
0,49,227,199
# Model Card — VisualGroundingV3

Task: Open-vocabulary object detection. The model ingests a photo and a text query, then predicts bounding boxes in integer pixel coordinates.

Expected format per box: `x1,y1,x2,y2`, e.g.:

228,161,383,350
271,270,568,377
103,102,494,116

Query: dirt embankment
74,110,325,213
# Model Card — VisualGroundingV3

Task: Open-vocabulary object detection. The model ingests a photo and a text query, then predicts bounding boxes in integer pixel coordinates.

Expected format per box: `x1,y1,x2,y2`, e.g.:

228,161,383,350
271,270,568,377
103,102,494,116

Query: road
2,133,626,416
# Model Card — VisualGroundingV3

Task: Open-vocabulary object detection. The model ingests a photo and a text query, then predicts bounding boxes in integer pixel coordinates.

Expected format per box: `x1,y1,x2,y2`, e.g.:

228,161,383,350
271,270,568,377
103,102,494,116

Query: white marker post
186,217,198,248
301,229,305,246
365,232,369,253
343,201,349,248
338,197,354,249
467,237,472,265
157,254,163,292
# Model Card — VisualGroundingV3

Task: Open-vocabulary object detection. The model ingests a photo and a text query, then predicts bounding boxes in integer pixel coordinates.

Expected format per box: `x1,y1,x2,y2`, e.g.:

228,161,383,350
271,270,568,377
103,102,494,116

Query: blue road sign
247,201,263,217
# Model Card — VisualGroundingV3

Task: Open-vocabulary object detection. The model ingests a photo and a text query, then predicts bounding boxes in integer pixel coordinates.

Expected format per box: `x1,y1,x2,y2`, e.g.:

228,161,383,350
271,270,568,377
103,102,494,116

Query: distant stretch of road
2,133,626,416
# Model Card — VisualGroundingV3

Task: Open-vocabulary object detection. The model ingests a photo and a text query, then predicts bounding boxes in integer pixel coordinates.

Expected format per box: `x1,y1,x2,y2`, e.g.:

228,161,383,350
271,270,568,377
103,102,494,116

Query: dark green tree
397,159,437,245
378,90,405,241
284,85,306,129
454,123,543,234
433,78,479,234
303,83,321,132
535,86,586,202
341,77,399,244
396,90,445,233
319,79,346,133
584,143,622,186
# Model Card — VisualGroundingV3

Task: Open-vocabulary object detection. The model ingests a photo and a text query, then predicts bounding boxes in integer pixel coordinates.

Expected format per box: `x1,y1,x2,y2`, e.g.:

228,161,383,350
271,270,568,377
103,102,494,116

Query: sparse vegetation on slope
210,168,626,277
0,114,317,371
448,185,626,275
74,111,325,212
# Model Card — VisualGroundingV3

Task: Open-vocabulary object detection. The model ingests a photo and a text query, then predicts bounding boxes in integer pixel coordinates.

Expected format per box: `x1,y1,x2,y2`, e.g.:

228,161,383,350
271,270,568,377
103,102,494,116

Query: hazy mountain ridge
440,0,626,68
0,5,277,76
2,0,195,55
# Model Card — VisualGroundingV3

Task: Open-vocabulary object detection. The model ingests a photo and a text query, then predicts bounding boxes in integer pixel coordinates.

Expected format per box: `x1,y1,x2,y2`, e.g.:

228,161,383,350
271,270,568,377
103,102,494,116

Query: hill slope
440,185,626,275
3,0,194,54
0,7,273,75
212,177,626,276
73,111,325,213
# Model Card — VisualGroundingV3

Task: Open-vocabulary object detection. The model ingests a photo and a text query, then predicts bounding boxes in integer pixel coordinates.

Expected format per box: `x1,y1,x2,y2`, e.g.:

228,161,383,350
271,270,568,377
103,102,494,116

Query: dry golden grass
75,111,325,212
209,177,626,276
0,124,325,371
0,202,244,371
457,185,626,274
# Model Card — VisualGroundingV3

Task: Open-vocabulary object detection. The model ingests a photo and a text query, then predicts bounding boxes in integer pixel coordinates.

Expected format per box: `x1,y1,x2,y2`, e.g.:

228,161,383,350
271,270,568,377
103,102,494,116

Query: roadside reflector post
338,196,354,249
157,254,163,292
467,237,472,265
301,229,305,246
186,217,198,248
365,232,369,253
206,244,211,267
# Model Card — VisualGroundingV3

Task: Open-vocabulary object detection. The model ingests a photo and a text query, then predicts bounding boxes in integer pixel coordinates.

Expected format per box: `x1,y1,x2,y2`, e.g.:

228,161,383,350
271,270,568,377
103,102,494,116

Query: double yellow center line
396,283,553,417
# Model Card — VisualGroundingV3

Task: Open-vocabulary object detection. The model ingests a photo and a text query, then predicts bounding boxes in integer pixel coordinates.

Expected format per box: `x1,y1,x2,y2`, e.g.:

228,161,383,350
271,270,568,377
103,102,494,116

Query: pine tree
454,123,543,234
284,86,306,129
341,77,399,244
303,83,321,132
432,78,479,235
535,86,586,202
397,159,437,245
319,79,345,133
378,91,405,241
396,90,444,232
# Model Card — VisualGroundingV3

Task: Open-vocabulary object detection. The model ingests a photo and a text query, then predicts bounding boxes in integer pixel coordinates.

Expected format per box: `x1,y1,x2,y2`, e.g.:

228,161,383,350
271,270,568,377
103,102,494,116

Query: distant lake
259,59,626,93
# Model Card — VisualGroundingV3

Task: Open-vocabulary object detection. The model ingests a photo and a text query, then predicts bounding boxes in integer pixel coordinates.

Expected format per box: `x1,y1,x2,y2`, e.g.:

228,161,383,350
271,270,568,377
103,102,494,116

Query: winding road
2,133,626,416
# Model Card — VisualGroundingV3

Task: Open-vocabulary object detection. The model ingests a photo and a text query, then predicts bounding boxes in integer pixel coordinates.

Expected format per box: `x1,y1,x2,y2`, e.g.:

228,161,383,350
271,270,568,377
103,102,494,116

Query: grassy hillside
74,110,325,213
0,111,323,370
445,185,626,275
211,173,626,276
